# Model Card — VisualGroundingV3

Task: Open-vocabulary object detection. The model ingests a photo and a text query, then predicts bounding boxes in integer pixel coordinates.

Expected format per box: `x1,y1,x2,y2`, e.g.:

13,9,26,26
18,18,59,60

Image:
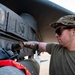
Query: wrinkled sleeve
46,42,59,54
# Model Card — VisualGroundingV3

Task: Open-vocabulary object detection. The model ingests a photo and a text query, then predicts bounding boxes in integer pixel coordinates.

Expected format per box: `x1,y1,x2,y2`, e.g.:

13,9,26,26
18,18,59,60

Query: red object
0,60,31,75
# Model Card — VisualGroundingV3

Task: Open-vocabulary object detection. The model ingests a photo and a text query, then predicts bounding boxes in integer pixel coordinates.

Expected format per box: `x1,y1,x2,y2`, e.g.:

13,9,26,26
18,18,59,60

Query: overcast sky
49,0,75,13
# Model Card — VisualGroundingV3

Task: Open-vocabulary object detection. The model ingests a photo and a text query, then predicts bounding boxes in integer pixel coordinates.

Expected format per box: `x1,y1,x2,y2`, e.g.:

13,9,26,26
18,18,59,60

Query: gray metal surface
0,4,39,57
0,66,25,75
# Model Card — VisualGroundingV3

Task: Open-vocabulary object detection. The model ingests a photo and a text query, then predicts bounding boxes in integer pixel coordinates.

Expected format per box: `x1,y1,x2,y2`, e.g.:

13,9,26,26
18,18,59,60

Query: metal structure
0,3,39,75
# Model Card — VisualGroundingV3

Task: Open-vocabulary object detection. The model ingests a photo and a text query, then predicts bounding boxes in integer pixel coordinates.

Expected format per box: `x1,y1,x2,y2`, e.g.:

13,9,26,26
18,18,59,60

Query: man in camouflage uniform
21,15,75,75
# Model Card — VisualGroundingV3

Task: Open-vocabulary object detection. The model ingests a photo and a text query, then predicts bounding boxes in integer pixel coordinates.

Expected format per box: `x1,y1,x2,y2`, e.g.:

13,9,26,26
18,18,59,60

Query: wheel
19,59,40,75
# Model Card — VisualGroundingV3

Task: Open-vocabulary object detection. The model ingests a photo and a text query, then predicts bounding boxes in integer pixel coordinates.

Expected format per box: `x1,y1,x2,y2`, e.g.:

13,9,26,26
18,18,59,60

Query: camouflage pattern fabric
50,15,75,28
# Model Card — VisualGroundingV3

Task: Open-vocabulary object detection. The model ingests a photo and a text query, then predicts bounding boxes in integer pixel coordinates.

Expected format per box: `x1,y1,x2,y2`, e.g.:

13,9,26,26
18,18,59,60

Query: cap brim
50,23,65,28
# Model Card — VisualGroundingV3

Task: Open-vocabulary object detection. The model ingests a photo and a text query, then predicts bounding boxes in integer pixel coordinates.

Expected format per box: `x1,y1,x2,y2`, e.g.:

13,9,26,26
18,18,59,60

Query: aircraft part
0,3,40,75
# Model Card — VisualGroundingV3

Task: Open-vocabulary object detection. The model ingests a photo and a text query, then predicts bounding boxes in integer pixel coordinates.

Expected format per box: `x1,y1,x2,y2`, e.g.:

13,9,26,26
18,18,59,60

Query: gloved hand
11,41,39,54
11,42,24,54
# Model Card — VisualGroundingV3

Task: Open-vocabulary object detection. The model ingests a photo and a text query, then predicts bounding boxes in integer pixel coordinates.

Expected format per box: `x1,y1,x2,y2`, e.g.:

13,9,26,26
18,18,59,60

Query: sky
49,0,75,13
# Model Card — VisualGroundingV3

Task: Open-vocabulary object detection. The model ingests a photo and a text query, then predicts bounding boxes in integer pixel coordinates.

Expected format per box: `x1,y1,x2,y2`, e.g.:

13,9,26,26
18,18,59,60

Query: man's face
55,26,74,47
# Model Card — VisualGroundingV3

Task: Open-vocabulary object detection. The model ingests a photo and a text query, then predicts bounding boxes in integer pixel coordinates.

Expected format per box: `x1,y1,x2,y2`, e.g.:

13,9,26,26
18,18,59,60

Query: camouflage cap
50,15,75,28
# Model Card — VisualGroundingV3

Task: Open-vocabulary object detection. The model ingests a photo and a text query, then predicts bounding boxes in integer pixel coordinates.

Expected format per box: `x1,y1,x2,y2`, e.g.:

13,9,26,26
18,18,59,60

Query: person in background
20,15,75,75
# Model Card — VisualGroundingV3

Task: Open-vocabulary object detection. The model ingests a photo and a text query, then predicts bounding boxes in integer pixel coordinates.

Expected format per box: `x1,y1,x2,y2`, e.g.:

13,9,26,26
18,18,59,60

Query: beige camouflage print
50,15,75,28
